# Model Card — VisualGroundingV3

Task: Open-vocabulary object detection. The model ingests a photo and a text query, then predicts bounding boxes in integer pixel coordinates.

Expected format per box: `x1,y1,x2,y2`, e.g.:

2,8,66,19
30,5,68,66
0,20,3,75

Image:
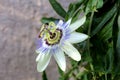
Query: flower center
39,22,62,46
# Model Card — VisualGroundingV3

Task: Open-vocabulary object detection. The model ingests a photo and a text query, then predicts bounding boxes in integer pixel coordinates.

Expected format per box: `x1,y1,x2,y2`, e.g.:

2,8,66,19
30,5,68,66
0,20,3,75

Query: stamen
39,22,63,46
50,33,56,39
45,29,63,46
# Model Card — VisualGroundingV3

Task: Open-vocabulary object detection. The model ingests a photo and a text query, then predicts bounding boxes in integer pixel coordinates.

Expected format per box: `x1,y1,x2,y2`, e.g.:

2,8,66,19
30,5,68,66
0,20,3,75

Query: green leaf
49,0,66,18
116,15,120,51
91,5,117,36
104,43,113,73
90,36,108,72
42,71,48,80
96,0,103,9
113,75,120,80
112,12,120,76
114,15,120,74
65,2,83,21
116,31,120,54
58,66,64,77
99,14,116,41
118,15,120,29
76,69,88,79
85,0,94,14
65,3,76,20
116,15,120,54
41,17,58,24
85,0,103,14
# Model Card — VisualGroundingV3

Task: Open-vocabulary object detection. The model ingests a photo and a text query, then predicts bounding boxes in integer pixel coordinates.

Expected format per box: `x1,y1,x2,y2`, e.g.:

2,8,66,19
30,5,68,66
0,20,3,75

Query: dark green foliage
91,5,117,36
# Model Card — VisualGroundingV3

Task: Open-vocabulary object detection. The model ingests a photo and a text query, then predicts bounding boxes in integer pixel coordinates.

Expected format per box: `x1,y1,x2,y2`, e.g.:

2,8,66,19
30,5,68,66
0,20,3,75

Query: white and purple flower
36,16,88,72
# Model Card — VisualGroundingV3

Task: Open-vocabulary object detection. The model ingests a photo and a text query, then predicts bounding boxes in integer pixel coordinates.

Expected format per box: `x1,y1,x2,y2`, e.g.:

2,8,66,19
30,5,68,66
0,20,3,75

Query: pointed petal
35,47,44,54
68,32,88,43
62,42,81,61
35,47,47,55
36,53,42,62
63,18,72,28
69,16,86,32
53,49,66,71
57,20,64,28
36,48,49,61
37,53,51,72
36,38,43,50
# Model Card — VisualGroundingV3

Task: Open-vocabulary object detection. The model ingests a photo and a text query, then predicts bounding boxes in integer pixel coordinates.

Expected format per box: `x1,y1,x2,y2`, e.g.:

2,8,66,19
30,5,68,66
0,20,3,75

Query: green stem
42,71,48,80
87,11,94,52
105,73,107,80
72,72,78,80
90,63,96,80
87,11,95,80
84,74,88,80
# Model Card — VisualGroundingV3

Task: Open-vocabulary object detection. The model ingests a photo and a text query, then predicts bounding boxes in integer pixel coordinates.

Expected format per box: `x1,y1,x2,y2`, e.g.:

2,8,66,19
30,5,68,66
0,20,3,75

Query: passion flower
36,16,88,72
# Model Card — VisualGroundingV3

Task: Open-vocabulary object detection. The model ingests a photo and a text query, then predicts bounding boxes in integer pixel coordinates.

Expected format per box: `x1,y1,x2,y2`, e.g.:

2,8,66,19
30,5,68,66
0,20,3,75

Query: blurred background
0,0,75,80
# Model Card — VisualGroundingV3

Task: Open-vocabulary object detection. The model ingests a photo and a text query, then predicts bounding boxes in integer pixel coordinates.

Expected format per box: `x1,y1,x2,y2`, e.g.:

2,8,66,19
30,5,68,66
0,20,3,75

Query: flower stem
87,11,95,80
87,11,94,52
105,73,107,80
90,63,96,80
42,71,48,80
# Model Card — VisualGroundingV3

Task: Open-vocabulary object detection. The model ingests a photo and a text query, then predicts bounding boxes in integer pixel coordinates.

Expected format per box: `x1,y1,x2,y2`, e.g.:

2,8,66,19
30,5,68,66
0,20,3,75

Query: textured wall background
0,0,75,80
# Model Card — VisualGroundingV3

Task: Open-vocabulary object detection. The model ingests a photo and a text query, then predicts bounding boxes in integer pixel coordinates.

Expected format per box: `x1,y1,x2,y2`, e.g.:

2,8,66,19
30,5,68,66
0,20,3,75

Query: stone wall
0,0,75,80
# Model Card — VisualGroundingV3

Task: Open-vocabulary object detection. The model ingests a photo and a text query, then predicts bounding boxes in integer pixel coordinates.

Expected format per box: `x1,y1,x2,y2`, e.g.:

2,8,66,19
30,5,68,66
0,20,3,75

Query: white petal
35,48,45,54
63,18,72,28
67,18,72,24
36,53,42,62
37,53,51,72
62,42,81,61
69,16,86,32
68,32,88,43
36,49,50,62
57,20,64,28
53,49,66,71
